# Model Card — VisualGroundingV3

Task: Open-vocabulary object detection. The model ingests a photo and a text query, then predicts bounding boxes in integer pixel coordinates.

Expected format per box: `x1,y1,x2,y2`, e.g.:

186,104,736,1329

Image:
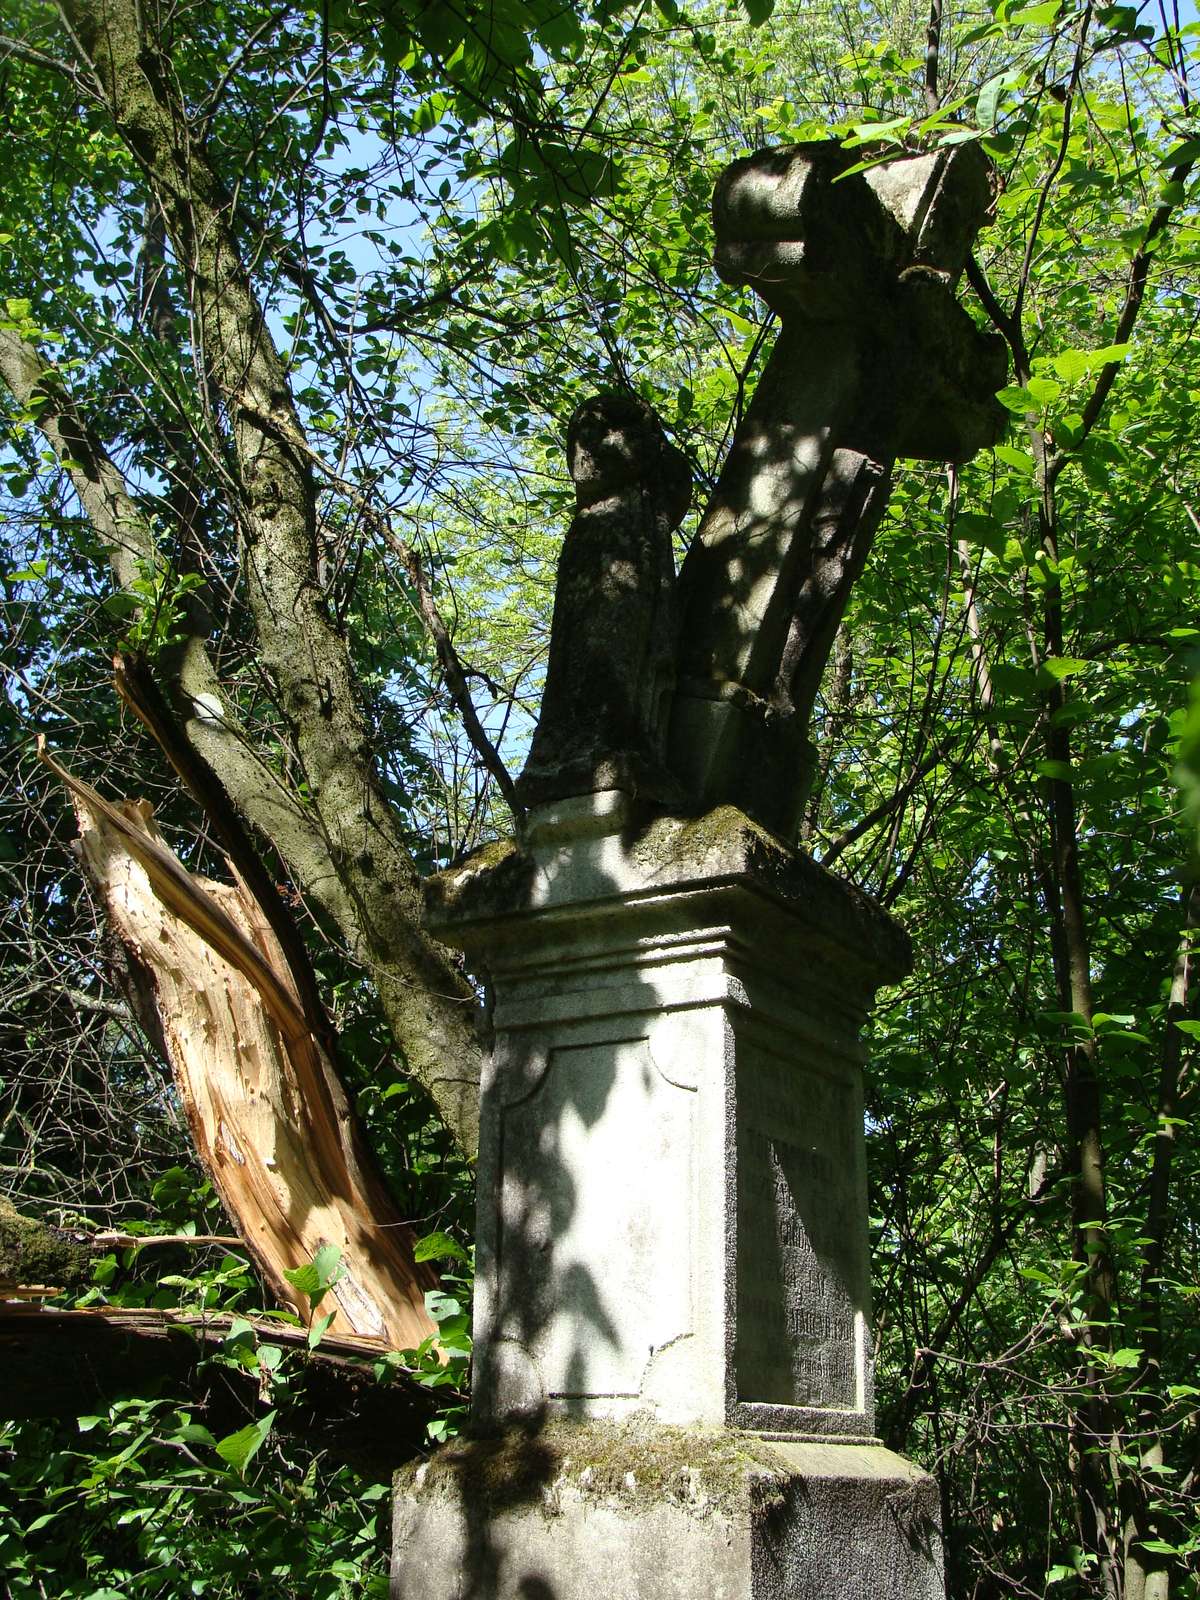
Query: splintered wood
43,747,437,1353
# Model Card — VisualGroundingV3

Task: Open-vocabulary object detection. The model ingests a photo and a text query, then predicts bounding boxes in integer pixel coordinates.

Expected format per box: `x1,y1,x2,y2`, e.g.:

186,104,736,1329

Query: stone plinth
424,796,909,1439
393,1419,944,1600
393,797,943,1600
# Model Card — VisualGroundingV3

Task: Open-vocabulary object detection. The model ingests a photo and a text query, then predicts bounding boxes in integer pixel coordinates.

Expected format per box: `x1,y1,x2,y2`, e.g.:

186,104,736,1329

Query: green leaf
1026,375,1062,406
1009,2,1061,26
176,1423,217,1446
955,512,1008,556
215,1409,276,1475
1053,343,1131,381
1040,656,1089,681
425,1288,463,1323
996,385,1038,413
313,1243,343,1286
741,0,776,21
308,1311,337,1350
1173,1020,1200,1038
413,1230,469,1264
284,1260,320,1295
976,70,1023,130
991,663,1039,700
994,443,1034,472
1160,137,1200,168
284,1244,343,1307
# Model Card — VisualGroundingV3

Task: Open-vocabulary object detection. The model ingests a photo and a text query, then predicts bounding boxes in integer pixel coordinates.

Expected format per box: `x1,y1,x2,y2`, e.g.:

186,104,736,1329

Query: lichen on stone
396,1417,791,1522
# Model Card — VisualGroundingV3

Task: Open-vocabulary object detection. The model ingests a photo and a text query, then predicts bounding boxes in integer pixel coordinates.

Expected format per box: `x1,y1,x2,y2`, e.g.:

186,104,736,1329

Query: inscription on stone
735,1045,864,1410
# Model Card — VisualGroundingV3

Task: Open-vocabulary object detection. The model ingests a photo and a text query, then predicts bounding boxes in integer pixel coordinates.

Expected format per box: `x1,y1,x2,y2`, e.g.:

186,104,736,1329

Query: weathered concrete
393,795,943,1598
392,1419,944,1600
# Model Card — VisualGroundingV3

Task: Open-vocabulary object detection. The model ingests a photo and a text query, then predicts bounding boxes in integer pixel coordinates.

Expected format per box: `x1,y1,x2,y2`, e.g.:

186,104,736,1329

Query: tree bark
2,0,487,1155
0,1304,439,1479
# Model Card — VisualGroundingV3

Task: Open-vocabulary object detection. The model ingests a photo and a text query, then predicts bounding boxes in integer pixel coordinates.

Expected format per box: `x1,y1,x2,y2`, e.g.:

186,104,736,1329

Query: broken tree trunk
0,1303,441,1476
40,745,437,1353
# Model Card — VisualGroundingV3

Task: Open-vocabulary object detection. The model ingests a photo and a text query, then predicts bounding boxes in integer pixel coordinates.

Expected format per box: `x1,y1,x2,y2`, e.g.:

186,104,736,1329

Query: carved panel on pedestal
496,1035,695,1401
735,1043,866,1413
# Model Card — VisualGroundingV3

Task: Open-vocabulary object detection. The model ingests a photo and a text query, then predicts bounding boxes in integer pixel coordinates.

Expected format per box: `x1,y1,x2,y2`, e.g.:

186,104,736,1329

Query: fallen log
0,1303,441,1477
0,1199,242,1290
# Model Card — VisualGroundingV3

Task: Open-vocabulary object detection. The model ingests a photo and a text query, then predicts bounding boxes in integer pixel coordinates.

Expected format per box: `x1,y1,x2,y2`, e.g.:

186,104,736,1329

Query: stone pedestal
393,797,944,1599
393,1421,943,1600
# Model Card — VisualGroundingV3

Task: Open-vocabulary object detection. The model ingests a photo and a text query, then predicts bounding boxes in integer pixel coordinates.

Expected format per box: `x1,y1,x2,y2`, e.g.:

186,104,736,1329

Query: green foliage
2,0,1199,1595
0,1401,392,1599
283,1246,346,1315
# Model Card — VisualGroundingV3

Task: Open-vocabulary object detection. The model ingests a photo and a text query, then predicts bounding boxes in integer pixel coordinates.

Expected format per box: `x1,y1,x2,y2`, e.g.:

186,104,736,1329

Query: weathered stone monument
392,141,1004,1599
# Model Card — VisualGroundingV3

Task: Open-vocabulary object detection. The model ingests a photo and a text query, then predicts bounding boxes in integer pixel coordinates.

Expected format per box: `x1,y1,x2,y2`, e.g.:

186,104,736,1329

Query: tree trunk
45,747,438,1353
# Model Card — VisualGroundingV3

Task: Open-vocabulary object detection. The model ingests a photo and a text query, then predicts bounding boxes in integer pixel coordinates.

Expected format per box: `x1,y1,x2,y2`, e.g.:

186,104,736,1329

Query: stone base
391,1421,944,1600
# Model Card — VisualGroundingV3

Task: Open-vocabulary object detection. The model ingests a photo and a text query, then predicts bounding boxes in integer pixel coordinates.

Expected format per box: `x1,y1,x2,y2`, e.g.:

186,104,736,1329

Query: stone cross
670,141,1005,839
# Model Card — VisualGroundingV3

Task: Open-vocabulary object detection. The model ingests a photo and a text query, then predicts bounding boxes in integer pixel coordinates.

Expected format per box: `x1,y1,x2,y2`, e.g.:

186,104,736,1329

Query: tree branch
1049,155,1197,479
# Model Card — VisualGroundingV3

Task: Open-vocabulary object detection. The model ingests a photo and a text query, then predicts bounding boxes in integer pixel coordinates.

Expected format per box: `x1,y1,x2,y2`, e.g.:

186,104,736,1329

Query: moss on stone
424,834,525,923
423,798,910,983
630,804,783,872
396,1417,790,1521
0,1200,91,1290
458,836,521,874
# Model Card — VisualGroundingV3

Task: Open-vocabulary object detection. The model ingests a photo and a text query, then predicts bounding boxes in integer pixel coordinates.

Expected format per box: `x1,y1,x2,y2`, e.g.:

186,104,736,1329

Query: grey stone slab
391,1422,945,1600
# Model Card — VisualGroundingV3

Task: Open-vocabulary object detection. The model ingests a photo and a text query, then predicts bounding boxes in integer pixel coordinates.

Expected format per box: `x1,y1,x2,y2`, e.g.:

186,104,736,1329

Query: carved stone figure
515,392,691,809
